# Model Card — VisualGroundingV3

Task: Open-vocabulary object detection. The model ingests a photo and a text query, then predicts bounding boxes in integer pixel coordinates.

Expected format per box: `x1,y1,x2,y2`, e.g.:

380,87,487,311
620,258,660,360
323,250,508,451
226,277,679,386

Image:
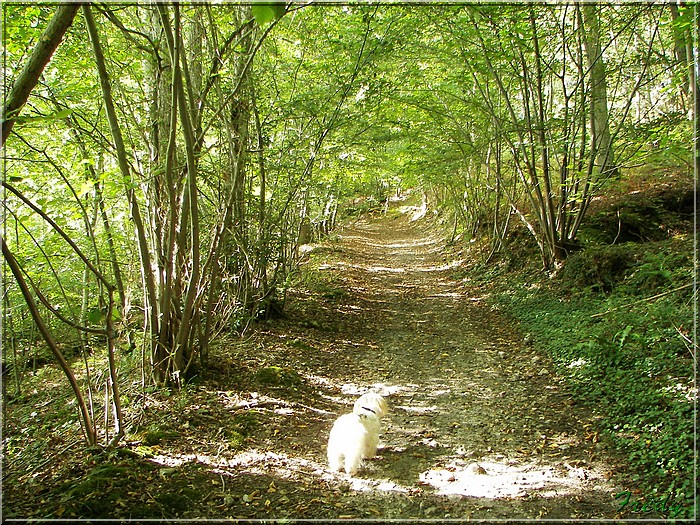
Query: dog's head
353,392,389,419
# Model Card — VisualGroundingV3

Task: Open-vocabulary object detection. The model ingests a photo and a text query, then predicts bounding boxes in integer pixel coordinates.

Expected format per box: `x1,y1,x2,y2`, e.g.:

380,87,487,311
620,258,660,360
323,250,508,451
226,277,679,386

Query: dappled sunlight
317,214,463,280
356,237,443,250
427,290,469,299
311,374,622,504
368,265,406,274
396,404,439,415
412,259,466,273
339,382,405,398
335,232,444,252
418,456,610,499
343,477,409,494
126,362,620,507
319,261,406,274
214,389,330,417
145,408,610,503
147,446,413,496
149,448,320,480
319,259,463,276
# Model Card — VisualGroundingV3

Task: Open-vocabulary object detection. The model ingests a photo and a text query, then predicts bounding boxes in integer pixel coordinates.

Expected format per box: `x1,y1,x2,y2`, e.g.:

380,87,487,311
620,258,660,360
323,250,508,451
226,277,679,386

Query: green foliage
560,244,640,294
5,3,691,355
586,240,689,291
623,252,678,293
493,240,695,513
12,108,74,124
252,3,285,26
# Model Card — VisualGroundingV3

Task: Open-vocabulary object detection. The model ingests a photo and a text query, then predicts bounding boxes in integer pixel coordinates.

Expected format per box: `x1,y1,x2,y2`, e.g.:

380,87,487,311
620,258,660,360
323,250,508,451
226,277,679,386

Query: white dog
327,393,388,475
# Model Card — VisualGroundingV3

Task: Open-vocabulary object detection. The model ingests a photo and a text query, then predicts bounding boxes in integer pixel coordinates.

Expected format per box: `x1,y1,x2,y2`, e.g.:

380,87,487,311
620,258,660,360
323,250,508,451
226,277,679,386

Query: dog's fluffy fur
327,393,388,475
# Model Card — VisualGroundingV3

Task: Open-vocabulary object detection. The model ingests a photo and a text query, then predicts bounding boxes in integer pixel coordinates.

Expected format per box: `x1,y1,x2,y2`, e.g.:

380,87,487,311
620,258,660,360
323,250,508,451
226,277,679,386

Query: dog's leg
344,454,361,475
327,449,343,472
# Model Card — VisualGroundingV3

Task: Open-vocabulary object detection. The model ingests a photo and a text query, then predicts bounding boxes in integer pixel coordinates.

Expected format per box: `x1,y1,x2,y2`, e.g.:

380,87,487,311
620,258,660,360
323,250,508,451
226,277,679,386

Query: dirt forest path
243,198,630,520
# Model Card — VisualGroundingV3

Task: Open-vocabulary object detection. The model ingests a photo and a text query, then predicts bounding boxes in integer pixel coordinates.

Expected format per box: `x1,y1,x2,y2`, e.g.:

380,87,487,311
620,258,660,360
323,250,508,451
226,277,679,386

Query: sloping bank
478,236,695,519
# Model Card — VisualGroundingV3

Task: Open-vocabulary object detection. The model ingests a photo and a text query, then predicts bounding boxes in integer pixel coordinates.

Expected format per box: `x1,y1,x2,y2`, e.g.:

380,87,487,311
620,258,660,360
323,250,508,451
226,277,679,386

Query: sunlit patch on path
419,458,610,499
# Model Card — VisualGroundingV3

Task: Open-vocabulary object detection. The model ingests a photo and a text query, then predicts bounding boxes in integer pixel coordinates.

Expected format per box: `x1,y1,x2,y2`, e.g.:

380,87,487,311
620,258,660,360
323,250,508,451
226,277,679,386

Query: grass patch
255,365,302,387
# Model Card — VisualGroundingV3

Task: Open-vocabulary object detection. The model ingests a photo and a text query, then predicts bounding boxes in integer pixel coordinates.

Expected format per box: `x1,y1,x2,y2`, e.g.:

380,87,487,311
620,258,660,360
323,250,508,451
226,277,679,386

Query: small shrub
621,249,690,294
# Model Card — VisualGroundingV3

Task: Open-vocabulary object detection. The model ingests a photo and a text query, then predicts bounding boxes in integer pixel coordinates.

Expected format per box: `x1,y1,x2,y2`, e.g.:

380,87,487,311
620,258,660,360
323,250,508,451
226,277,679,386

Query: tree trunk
2,4,80,145
1,236,97,446
580,4,617,180
669,2,696,116
83,5,161,380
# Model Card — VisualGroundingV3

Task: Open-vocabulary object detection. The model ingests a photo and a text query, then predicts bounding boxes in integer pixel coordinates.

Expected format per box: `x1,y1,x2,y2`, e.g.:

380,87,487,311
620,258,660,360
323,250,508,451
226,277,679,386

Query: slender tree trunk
170,5,202,378
669,2,697,117
104,288,123,445
692,5,698,124
251,82,269,295
1,236,97,446
529,8,561,261
83,5,161,380
581,3,617,179
2,4,80,145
